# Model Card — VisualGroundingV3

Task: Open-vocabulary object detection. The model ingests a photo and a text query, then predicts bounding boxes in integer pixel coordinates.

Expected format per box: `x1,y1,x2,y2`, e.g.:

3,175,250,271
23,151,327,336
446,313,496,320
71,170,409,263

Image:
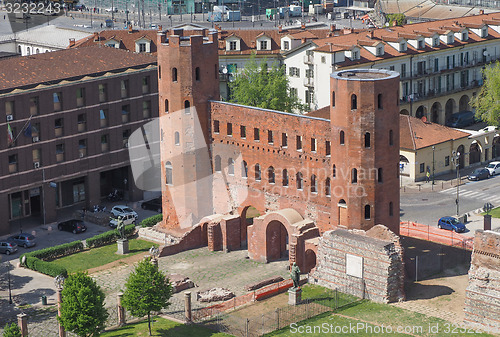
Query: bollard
184,292,192,323
117,292,125,326
17,313,28,337
41,295,47,305
484,214,492,231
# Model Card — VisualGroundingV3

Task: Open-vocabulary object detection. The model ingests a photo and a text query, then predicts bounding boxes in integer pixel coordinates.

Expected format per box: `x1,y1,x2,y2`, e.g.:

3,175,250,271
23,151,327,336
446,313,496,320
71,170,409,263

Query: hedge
29,240,84,261
140,214,163,228
86,224,136,249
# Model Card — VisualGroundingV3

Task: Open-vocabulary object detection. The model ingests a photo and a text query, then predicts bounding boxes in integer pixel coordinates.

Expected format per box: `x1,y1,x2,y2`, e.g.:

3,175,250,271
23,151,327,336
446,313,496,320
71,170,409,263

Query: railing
400,221,473,250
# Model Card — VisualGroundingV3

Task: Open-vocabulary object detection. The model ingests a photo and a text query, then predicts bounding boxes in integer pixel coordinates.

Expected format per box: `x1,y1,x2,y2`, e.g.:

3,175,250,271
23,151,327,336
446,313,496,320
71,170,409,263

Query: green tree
122,258,172,336
58,272,108,337
386,13,406,26
471,61,500,126
2,323,21,337
229,53,307,113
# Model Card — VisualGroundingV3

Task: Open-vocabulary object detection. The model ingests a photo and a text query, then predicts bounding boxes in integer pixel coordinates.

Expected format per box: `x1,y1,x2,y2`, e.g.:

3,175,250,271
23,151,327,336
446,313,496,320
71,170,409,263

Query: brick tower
157,28,220,230
330,69,400,235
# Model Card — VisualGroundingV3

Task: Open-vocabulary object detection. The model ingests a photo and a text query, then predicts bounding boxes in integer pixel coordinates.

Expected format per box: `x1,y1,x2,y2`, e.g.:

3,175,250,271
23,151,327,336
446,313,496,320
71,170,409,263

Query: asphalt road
400,173,500,227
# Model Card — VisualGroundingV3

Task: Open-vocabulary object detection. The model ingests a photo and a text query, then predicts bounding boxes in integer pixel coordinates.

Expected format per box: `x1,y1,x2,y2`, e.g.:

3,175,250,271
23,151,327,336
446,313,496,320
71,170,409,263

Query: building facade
0,45,157,235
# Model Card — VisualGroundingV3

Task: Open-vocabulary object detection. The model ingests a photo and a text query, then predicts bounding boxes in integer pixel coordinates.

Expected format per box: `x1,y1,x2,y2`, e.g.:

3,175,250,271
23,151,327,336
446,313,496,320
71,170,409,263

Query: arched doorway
493,136,500,159
399,155,410,176
265,220,289,261
431,102,442,123
400,109,409,115
445,99,456,124
457,145,465,169
338,199,347,227
415,105,426,119
240,206,260,248
469,142,481,165
459,95,470,112
304,249,317,274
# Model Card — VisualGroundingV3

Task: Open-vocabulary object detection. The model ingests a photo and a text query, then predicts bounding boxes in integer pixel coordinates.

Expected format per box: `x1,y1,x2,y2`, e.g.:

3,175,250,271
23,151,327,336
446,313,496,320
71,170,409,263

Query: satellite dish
222,67,228,74
483,50,489,56
421,116,427,123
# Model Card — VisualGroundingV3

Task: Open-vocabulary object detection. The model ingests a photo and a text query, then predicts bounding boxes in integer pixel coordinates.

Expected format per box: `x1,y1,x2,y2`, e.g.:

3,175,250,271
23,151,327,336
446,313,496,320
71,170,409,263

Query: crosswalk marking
438,188,499,205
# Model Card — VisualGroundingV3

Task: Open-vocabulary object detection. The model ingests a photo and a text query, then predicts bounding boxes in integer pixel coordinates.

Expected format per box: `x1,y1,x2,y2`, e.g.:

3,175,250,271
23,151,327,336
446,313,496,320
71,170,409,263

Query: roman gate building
154,27,400,274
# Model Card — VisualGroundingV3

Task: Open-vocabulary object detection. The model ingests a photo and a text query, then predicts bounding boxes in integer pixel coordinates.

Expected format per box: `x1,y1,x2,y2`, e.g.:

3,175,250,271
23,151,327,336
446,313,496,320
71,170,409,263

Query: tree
58,272,108,337
471,61,500,126
2,323,21,337
386,13,406,26
122,258,172,336
229,53,308,113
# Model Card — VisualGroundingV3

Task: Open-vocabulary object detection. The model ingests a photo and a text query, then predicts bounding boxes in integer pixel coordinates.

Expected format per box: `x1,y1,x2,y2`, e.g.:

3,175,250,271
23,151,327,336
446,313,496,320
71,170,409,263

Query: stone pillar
288,287,302,305
117,239,129,254
184,291,192,323
57,288,66,337
484,214,492,231
117,292,125,326
17,313,28,337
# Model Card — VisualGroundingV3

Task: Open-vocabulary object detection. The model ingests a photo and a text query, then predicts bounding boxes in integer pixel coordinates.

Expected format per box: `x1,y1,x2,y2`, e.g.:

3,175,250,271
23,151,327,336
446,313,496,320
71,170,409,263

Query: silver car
8,233,36,248
0,241,18,255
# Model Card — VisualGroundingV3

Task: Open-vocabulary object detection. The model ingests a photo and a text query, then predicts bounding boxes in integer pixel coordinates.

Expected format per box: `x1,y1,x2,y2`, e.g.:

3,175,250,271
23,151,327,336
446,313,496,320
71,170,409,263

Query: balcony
303,55,314,64
303,77,314,87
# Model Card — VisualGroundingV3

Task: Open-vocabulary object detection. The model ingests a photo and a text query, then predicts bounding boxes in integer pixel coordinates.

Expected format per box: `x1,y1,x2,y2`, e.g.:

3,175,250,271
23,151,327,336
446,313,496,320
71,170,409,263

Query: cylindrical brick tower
157,28,220,230
330,69,400,235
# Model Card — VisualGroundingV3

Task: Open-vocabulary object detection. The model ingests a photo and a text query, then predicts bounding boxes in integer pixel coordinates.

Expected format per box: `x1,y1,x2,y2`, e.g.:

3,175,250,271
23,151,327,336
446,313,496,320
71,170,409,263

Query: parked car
57,219,87,233
105,7,118,12
485,161,500,176
141,197,162,212
437,216,466,233
8,233,36,248
0,241,18,255
111,205,138,219
468,168,490,181
109,213,136,228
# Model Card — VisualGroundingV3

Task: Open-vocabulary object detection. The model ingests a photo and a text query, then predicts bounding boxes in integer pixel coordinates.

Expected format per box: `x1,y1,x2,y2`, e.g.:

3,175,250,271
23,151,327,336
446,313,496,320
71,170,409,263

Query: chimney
158,25,162,32
301,22,306,29
330,24,336,32
279,25,283,33
479,9,484,14
301,37,307,44
128,25,133,33
93,32,99,41
69,38,75,47
370,30,374,39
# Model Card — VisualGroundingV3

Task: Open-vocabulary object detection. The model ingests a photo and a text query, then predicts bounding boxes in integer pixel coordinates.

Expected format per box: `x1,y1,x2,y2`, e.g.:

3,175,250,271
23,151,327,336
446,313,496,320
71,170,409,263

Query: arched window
351,94,357,109
18,46,21,54
228,158,234,175
242,161,248,178
332,91,335,107
165,99,169,113
364,205,371,219
255,164,261,181
333,165,336,178
340,131,345,145
174,132,180,145
311,175,317,193
26,47,31,55
296,172,303,190
35,48,40,54
195,67,200,81
378,168,383,182
282,169,289,186
389,201,393,216
172,67,178,82
215,155,221,172
165,161,173,185
378,94,383,109
389,130,394,146
364,132,370,148
184,100,190,109
268,166,275,184
351,168,357,184
325,178,331,196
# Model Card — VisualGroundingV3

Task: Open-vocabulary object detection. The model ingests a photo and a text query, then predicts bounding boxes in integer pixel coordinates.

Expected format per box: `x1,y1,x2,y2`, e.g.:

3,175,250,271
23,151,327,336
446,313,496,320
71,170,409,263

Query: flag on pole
7,123,13,145
24,122,32,138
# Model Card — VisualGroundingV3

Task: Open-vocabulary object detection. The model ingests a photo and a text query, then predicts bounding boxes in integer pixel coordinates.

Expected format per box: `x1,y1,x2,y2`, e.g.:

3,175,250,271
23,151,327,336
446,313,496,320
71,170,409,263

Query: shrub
140,214,163,227
29,241,84,261
3,322,21,337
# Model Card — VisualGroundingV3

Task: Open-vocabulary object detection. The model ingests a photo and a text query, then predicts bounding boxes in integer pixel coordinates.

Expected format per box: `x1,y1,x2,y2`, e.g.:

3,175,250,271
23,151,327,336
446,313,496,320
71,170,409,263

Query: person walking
426,170,430,183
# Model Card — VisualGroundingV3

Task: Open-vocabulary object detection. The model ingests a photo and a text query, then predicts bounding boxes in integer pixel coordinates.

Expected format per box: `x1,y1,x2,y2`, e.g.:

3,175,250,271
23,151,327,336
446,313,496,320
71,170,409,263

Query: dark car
438,216,466,233
468,168,490,181
8,233,36,248
57,219,87,234
141,197,162,212
0,241,18,255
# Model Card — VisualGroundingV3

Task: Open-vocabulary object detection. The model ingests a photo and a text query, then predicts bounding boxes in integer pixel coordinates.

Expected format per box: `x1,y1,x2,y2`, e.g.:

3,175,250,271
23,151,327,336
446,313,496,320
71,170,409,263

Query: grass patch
101,316,231,337
51,239,157,273
301,284,359,309
481,206,500,218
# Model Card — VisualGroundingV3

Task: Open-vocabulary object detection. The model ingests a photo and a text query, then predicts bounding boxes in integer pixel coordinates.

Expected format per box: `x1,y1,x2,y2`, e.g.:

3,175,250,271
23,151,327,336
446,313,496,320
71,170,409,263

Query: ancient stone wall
464,229,500,334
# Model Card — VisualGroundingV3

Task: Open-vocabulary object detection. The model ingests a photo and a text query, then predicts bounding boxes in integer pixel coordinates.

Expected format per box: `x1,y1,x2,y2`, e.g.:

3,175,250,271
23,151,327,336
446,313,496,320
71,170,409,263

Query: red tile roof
0,45,156,92
72,29,158,53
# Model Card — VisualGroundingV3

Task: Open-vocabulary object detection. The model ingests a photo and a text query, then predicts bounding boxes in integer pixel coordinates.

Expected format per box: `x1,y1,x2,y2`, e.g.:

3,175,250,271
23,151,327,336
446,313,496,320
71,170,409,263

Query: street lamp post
7,263,12,304
432,145,435,186
452,151,461,216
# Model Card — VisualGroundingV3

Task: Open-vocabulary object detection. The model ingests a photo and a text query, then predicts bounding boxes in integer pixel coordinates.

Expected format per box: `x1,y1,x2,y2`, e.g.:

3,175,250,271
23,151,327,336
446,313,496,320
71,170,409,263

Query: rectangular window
289,67,300,77
284,41,289,50
229,41,237,50
445,156,450,166
434,58,439,72
139,43,147,52
142,76,150,94
53,92,62,111
142,100,151,118
32,123,40,142
5,100,15,117
78,139,87,158
326,141,331,156
254,128,260,141
101,134,109,152
100,109,108,127
282,133,287,148
214,120,220,133
420,163,425,173
98,84,108,102
56,144,64,162
268,130,273,144
321,56,326,63
296,135,302,151
55,118,63,137
240,125,246,138
260,40,268,50
401,64,406,77
123,129,131,148
389,65,394,71
29,97,39,115
290,87,298,97
32,148,41,166
76,87,86,107
305,69,314,78
77,113,86,132
311,138,316,152
120,80,129,98
8,154,18,173
121,105,130,123
227,123,233,136
305,90,314,104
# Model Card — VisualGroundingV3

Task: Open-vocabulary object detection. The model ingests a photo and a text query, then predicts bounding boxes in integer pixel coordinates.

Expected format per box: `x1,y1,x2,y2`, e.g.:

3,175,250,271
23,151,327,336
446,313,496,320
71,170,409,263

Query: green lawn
482,206,500,218
51,239,157,273
301,284,359,309
101,316,231,337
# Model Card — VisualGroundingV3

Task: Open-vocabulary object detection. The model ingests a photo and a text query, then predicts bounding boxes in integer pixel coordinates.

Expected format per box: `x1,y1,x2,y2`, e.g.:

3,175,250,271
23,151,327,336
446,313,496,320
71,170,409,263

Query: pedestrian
426,170,430,183
100,22,103,28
